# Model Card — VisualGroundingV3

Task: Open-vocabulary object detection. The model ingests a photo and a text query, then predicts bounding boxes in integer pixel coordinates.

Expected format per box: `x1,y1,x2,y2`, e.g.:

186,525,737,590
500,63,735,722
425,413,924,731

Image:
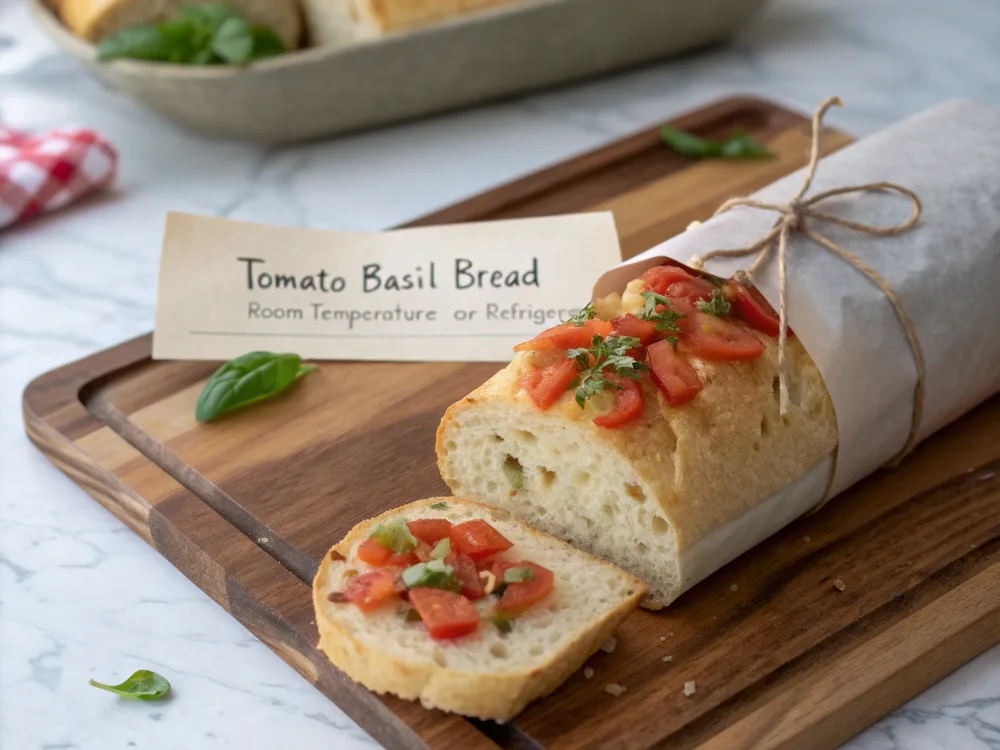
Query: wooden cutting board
23,97,1000,750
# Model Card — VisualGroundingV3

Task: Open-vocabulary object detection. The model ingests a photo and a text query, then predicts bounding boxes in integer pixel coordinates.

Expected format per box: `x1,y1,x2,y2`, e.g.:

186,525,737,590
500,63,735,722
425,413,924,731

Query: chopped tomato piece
593,373,644,429
666,277,716,305
722,280,786,338
514,318,614,352
647,339,702,406
450,519,514,561
343,569,397,612
356,539,417,568
407,519,453,544
641,265,698,295
492,561,555,616
519,358,580,410
679,311,765,361
611,313,658,346
447,553,485,600
408,588,481,639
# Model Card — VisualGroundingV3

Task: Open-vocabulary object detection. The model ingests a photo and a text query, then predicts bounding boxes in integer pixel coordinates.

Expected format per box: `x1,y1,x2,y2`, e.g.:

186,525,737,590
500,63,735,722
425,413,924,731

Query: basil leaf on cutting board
195,351,317,422
89,670,171,700
97,3,287,65
660,125,775,159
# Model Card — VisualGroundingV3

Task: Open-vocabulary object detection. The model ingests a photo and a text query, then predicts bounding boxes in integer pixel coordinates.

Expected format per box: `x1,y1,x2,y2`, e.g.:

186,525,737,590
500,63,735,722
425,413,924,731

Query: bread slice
312,496,647,720
300,0,530,46
437,280,838,609
61,0,303,49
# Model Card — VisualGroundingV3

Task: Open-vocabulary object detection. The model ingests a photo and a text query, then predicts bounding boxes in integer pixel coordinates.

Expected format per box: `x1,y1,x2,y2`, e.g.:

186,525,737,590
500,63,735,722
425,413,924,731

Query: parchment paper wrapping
594,99,1000,500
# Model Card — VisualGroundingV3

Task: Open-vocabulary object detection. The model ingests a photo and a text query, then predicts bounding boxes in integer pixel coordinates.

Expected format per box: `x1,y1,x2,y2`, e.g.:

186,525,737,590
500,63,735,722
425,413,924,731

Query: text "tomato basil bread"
437,262,837,608
312,497,646,720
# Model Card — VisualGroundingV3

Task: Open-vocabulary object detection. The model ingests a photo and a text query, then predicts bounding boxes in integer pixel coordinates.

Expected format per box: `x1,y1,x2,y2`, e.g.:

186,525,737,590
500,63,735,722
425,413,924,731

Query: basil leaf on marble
195,351,317,422
89,670,171,701
660,125,775,160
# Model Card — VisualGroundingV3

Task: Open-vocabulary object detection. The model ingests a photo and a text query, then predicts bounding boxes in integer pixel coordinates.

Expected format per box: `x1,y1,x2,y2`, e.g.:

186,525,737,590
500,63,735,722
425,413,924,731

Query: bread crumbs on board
605,683,627,697
683,681,696,697
601,637,617,654
833,579,846,591
584,667,594,679
661,655,673,663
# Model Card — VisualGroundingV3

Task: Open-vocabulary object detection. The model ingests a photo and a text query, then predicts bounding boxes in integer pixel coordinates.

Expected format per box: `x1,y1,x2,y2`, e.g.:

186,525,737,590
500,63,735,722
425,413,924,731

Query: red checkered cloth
0,125,118,229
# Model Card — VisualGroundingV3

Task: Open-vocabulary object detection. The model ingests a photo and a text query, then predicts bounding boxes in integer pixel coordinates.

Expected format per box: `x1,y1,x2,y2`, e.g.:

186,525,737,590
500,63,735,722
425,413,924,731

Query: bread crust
312,497,647,720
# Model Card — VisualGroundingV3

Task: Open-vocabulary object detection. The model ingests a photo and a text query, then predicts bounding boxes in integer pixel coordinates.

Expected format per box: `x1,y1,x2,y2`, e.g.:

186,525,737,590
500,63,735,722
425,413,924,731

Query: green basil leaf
195,351,317,422
97,27,177,62
503,566,535,584
490,613,514,634
563,302,596,327
502,455,523,490
429,501,449,510
402,559,460,591
697,288,732,316
429,538,450,560
249,27,287,60
89,670,171,701
211,16,253,64
369,517,418,554
660,125,775,160
181,3,238,31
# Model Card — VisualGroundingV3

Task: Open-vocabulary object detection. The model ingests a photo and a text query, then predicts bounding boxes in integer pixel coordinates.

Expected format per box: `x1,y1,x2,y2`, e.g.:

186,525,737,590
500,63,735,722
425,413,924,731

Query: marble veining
2,0,999,747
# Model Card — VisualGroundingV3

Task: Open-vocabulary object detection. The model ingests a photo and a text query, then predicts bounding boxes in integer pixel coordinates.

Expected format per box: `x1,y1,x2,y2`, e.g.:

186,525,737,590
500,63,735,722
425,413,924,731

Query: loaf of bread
437,268,838,609
313,496,647,719
61,0,303,49
300,0,531,46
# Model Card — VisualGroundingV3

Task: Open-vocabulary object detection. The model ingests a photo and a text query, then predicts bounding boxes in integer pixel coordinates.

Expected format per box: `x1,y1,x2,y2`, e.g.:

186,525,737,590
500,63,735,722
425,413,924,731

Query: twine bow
689,96,925,462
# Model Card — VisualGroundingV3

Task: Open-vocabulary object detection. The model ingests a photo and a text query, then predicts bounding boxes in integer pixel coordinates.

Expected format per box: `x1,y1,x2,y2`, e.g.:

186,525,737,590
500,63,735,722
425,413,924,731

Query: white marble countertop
2,0,999,748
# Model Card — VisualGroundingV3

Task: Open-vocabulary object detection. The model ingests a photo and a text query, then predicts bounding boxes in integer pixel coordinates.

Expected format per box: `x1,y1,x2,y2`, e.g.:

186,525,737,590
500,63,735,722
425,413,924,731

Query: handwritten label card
152,212,621,362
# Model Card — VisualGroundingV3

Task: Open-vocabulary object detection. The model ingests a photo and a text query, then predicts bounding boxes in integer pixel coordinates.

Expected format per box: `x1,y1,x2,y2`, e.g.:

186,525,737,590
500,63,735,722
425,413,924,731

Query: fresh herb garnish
429,538,451,560
490,613,514,635
89,670,171,701
97,3,287,65
502,456,524,490
369,517,419,555
503,567,535,584
429,501,449,510
195,351,316,422
639,291,683,347
697,288,732,317
564,302,597,327
567,335,649,408
660,125,775,160
402,559,460,592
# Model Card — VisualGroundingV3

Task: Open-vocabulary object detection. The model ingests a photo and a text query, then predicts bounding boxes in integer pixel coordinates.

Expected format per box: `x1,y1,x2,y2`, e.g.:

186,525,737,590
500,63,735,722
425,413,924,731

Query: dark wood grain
23,97,1000,750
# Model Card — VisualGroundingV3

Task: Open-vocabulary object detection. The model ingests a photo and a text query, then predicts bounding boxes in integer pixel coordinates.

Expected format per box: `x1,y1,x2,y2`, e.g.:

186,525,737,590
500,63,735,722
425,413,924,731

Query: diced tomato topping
407,518,453,544
518,358,580,410
647,339,702,406
492,561,555,616
408,588,481,640
641,265,699,295
356,538,418,568
592,373,644,428
450,519,514,561
722,280,786,338
514,318,614,352
611,313,658,346
343,569,397,612
665,277,716,305
447,553,485,600
678,311,766,361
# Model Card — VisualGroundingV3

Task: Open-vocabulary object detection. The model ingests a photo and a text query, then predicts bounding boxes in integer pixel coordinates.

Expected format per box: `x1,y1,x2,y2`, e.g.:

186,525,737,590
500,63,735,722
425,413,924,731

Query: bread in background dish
60,0,304,50
300,0,533,46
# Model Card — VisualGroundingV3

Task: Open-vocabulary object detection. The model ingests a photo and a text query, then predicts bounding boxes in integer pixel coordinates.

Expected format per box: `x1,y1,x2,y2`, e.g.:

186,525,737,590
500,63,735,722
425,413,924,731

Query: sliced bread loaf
312,496,647,720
